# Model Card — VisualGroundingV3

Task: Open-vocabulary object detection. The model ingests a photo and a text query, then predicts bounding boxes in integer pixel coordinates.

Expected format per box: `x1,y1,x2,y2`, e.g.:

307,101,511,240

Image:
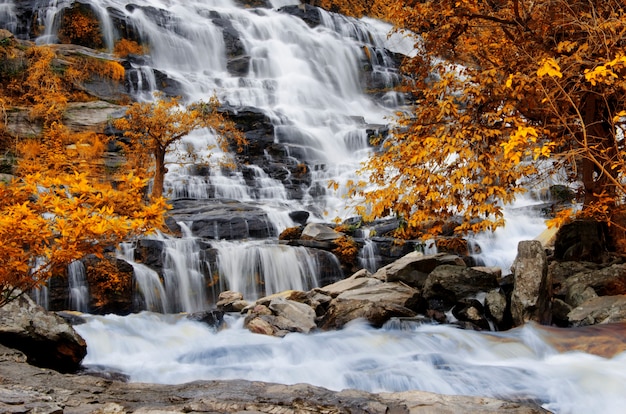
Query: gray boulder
422,265,499,305
319,282,422,329
244,293,317,336
0,294,86,373
510,240,551,326
562,263,626,299
373,252,466,289
568,295,626,326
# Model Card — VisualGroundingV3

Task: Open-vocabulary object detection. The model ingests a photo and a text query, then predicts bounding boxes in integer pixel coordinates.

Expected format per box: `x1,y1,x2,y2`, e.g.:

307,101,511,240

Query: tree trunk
151,145,167,200
581,93,617,207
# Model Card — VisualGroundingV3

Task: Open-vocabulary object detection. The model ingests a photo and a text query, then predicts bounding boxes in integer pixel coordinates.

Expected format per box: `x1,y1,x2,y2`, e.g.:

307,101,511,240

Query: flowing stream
74,313,626,414
4,1,625,412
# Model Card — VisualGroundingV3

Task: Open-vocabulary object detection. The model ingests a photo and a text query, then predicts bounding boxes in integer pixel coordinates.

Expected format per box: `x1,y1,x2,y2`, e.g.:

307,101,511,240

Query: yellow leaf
537,58,563,78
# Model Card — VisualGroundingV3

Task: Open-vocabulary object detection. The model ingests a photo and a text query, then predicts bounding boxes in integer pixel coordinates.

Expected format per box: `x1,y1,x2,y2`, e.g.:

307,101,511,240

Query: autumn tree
0,122,168,306
353,0,626,245
113,94,246,200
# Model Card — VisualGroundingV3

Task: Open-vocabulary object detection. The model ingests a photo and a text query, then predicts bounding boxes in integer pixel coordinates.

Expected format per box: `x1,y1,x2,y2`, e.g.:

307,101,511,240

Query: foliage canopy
113,94,246,200
353,0,626,246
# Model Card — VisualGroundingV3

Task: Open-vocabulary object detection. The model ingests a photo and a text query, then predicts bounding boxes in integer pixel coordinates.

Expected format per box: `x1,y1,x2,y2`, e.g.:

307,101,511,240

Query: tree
0,122,168,307
352,0,626,245
113,94,246,200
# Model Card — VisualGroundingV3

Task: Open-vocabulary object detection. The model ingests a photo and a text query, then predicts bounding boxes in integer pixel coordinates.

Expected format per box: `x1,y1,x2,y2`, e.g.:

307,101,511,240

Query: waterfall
118,243,169,313
0,0,17,34
213,240,326,300
67,260,90,312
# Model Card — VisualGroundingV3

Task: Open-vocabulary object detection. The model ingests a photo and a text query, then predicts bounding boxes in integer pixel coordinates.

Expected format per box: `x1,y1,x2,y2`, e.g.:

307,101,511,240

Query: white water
67,260,90,312
75,312,626,414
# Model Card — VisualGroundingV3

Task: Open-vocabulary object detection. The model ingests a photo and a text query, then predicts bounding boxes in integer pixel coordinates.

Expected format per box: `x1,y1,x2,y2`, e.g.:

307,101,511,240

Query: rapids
74,313,626,414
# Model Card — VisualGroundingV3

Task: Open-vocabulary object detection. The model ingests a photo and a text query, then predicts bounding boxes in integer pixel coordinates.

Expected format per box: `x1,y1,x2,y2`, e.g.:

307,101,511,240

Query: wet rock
166,199,277,240
216,291,250,312
568,295,626,326
485,289,508,327
510,240,551,326
422,265,499,307
289,210,310,226
278,4,322,28
186,310,225,329
0,294,86,373
554,219,609,262
319,282,422,329
562,263,626,298
373,252,466,289
301,223,344,242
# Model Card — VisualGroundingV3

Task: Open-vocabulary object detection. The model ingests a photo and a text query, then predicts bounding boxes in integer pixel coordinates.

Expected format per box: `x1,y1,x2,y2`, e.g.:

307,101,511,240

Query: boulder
216,290,250,313
549,261,601,296
485,289,508,327
301,223,343,242
315,269,380,297
278,4,322,28
244,296,317,336
567,295,626,326
422,265,499,306
319,282,422,329
166,199,277,239
0,294,86,373
510,240,551,326
554,219,609,262
186,310,225,329
565,283,598,308
562,263,626,298
373,252,466,289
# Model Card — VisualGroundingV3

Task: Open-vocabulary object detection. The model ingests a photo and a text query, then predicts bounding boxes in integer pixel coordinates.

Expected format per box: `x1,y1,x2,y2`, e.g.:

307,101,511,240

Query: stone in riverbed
510,240,551,326
319,282,422,329
0,294,86,373
373,251,466,289
422,264,499,307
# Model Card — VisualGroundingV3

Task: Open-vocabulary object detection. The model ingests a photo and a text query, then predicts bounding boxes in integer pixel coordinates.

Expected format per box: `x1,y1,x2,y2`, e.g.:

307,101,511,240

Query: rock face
0,343,549,414
510,240,551,326
0,294,86,373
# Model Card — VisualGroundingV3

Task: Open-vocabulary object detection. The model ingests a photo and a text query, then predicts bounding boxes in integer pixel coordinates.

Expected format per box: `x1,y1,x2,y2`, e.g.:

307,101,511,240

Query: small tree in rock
113,94,246,200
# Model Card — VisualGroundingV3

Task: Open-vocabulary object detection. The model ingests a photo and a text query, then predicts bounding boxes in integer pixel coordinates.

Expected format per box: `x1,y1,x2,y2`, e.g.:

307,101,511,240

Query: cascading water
6,1,615,412
75,312,626,414
67,260,90,312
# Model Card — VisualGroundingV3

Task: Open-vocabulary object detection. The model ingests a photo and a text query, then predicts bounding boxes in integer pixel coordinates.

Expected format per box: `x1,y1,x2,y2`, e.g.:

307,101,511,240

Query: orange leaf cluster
113,93,247,200
354,0,626,246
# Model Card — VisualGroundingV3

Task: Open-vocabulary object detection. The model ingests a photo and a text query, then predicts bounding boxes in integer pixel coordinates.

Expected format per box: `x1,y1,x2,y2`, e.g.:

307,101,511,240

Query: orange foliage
58,5,103,49
0,122,168,306
21,46,67,126
332,235,358,266
114,39,146,58
314,0,389,19
113,94,247,200
86,257,132,297
353,0,626,246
